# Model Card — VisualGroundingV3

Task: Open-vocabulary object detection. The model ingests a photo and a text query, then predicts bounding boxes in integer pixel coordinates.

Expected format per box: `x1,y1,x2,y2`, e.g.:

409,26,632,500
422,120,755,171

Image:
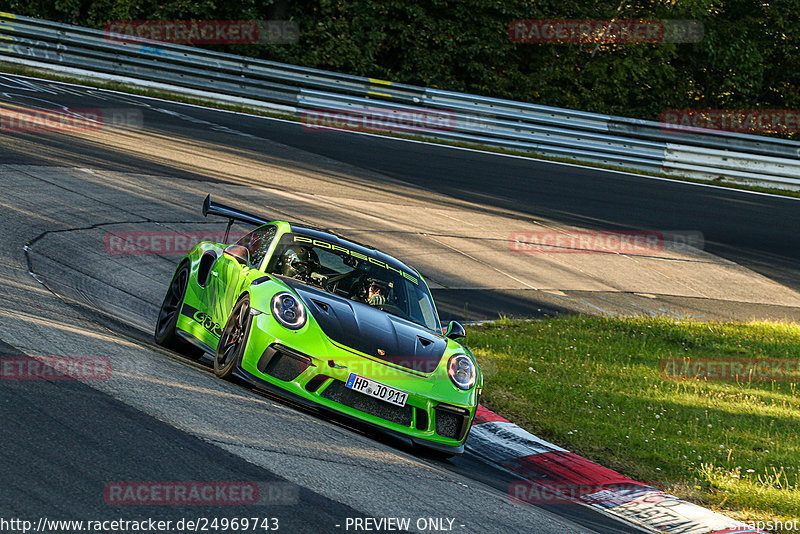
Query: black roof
287,224,419,276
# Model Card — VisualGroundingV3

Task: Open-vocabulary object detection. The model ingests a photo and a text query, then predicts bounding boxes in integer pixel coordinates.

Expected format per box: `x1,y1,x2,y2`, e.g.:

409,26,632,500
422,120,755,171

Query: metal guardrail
1,12,798,188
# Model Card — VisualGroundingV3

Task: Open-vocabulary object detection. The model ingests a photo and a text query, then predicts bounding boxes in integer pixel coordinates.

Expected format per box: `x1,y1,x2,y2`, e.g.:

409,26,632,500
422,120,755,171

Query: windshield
266,233,440,331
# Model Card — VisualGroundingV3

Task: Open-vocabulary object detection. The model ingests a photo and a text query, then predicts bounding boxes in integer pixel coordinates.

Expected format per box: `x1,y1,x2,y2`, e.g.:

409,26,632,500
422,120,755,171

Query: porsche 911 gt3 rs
155,195,482,455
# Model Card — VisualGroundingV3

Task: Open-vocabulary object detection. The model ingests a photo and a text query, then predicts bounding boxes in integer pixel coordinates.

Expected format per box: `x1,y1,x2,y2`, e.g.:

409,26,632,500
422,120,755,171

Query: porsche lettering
292,235,419,284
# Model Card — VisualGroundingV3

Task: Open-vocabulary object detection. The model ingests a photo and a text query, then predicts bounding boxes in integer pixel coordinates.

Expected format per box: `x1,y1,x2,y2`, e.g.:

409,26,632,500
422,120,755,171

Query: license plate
345,373,408,407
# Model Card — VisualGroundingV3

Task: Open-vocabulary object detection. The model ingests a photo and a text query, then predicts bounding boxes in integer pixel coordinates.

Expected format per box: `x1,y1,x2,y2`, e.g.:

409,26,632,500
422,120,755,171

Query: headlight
448,354,476,390
271,292,306,330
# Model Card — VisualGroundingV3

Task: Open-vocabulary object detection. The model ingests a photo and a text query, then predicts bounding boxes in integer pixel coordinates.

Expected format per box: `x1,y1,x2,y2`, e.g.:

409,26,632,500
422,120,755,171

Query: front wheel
214,294,252,379
155,262,204,358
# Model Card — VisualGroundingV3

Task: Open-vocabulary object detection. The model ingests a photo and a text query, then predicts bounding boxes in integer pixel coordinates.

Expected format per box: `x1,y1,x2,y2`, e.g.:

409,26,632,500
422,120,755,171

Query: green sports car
154,195,482,455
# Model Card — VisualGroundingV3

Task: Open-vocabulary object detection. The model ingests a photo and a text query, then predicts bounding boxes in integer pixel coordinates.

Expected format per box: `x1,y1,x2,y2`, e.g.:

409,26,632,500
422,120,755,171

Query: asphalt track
0,339,365,531
3,74,799,322
0,72,798,533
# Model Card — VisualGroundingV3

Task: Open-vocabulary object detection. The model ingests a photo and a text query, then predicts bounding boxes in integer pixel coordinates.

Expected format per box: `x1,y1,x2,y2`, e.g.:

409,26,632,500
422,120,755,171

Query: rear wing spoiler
202,194,271,242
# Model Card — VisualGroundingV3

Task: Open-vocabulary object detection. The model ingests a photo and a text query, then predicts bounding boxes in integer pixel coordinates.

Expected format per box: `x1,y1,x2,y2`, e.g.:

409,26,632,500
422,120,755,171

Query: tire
154,261,204,358
214,294,252,379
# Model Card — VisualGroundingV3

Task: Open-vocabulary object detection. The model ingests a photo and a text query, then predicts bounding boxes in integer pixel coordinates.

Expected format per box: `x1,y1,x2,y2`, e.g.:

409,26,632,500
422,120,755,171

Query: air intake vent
257,345,311,382
414,407,429,431
311,299,330,312
305,374,330,393
434,404,470,440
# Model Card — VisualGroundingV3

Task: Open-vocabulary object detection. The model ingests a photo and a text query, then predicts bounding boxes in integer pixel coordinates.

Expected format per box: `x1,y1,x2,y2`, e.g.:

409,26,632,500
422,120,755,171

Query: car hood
282,279,447,374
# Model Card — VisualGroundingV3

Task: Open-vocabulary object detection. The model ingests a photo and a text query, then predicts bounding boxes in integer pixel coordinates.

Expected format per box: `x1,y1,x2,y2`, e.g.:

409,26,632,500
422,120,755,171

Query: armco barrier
0,11,798,188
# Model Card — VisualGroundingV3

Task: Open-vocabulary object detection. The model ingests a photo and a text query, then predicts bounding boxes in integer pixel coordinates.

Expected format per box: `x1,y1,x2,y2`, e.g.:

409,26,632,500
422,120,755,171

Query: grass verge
469,316,800,527
1,61,799,200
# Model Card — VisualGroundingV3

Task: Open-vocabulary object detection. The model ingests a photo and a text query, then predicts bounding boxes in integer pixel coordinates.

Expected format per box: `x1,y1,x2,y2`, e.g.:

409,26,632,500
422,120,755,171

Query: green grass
469,316,800,526
2,61,799,200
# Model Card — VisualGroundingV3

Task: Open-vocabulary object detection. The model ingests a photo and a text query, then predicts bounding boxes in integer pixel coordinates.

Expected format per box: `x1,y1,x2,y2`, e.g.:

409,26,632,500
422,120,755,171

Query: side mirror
223,244,250,267
444,321,466,341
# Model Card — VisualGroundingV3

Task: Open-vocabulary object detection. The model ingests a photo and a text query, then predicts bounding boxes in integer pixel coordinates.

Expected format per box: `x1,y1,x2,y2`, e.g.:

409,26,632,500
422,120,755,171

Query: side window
236,225,277,269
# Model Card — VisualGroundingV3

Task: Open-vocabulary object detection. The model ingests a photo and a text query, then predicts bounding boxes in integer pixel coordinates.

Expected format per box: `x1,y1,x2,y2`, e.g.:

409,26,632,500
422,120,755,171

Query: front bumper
234,366,467,456
238,314,477,453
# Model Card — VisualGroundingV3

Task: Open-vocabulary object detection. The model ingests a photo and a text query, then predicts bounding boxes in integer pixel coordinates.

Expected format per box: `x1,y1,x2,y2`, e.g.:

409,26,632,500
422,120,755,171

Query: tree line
2,0,797,135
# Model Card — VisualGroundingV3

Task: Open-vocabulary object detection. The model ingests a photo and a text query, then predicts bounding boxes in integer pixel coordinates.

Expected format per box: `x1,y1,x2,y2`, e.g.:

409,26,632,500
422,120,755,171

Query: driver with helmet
366,281,386,306
279,245,320,281
277,245,387,309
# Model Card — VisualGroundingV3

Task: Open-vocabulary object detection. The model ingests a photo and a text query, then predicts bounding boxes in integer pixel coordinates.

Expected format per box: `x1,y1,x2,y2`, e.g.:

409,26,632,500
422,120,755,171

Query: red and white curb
468,406,764,534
